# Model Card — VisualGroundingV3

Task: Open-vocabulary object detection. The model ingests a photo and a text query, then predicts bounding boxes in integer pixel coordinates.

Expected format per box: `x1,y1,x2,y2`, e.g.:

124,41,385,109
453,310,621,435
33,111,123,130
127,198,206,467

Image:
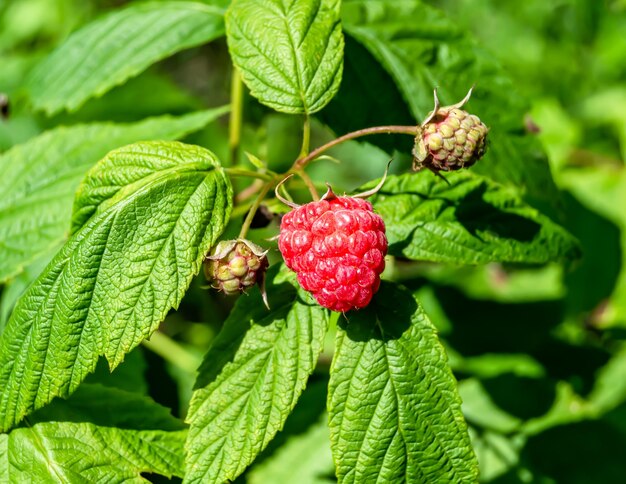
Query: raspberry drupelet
413,87,489,173
279,194,387,312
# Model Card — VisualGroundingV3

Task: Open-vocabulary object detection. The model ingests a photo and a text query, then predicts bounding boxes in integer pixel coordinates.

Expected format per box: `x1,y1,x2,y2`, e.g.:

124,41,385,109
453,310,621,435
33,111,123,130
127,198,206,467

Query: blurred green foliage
1,0,626,482
423,1,626,482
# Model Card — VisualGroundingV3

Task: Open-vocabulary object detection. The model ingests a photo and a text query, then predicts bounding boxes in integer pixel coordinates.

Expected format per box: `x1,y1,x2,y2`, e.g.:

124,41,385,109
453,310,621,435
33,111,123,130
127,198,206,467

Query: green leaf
521,381,592,437
0,107,229,283
71,118,231,231
0,434,6,483
0,381,187,481
417,263,566,303
6,384,186,482
456,353,545,380
468,427,524,483
549,164,626,327
328,282,478,483
26,2,226,114
0,141,232,433
51,70,206,124
185,267,329,483
367,172,580,264
31,383,185,431
248,416,334,484
341,0,559,205
459,379,522,434
589,344,626,413
318,35,415,153
85,348,150,395
0,422,186,481
0,242,61,334
225,0,344,114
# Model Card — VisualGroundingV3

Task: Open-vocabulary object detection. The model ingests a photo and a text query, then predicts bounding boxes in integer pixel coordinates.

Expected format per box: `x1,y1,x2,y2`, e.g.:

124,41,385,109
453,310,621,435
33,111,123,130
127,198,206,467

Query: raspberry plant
5,0,618,482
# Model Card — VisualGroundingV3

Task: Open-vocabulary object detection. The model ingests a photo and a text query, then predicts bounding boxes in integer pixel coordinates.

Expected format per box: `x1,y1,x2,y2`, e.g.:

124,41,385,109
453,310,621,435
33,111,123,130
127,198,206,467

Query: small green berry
413,88,489,173
204,239,269,307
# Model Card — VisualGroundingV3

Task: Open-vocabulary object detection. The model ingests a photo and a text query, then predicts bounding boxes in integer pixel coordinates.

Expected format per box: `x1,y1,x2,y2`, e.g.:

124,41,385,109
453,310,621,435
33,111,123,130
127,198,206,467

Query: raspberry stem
238,180,274,239
236,179,264,203
294,125,420,169
228,66,244,166
234,125,419,238
142,331,201,374
294,168,319,200
299,115,311,159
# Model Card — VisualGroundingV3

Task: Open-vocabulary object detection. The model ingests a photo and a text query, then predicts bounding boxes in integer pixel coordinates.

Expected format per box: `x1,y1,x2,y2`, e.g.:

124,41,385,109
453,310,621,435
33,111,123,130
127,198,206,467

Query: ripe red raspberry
278,194,387,312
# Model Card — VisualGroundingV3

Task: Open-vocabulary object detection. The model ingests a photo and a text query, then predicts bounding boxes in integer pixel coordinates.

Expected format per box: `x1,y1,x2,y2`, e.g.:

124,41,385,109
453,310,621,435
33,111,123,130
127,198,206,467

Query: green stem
228,66,244,166
293,168,319,200
225,167,273,181
236,179,264,203
294,125,419,170
238,180,274,239
231,201,254,219
298,115,311,158
142,331,201,374
232,124,419,228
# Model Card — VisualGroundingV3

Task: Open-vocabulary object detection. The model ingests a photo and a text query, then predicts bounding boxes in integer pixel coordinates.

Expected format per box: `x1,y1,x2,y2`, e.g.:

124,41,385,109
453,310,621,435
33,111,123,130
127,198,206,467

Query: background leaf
185,267,329,483
31,383,185,431
0,141,232,433
225,0,344,114
247,415,334,484
318,34,415,154
26,1,226,114
328,281,478,483
85,348,149,396
0,107,229,283
340,0,559,206
366,172,580,264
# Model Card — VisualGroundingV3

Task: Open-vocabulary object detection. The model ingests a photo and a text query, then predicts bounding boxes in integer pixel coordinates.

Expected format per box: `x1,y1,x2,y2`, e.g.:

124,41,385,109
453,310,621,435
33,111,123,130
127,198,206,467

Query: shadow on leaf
522,419,626,484
482,374,557,421
340,281,415,342
192,265,310,390
455,183,541,243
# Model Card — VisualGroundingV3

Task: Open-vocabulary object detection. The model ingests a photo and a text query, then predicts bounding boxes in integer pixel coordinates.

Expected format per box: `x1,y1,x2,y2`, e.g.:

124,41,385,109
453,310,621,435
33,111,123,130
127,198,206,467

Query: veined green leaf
0,107,229,283
0,141,232,433
26,2,226,114
0,243,61,335
1,383,187,481
225,0,344,114
366,172,580,264
341,0,559,204
328,282,478,483
185,268,329,483
0,422,186,481
0,434,6,483
71,120,231,231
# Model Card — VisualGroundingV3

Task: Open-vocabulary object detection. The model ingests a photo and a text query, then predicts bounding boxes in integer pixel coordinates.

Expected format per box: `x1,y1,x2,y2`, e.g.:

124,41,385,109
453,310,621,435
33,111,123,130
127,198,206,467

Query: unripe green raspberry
204,239,269,305
413,88,488,172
